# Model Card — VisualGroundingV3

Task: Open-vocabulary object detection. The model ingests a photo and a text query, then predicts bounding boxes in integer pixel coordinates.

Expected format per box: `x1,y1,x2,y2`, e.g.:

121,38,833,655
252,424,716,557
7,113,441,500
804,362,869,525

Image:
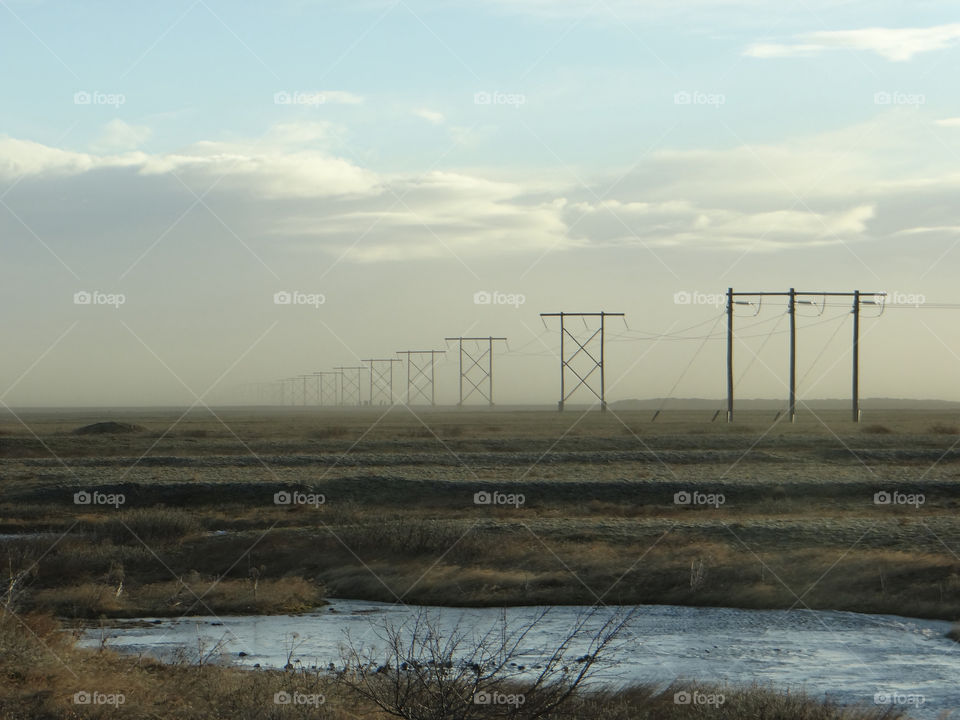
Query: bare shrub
337,606,633,720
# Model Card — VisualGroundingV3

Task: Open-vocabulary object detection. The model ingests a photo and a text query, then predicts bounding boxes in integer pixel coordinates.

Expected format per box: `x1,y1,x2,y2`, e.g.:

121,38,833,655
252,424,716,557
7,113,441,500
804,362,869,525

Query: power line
724,289,884,424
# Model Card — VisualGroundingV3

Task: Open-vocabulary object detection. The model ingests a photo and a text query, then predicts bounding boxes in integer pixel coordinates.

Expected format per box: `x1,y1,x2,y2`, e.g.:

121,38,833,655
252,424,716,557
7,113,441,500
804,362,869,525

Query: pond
79,599,955,718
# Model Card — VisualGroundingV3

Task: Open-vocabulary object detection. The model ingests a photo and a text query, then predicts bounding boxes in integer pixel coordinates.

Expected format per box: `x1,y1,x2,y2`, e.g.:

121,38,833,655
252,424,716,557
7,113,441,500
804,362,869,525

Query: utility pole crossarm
722,289,884,424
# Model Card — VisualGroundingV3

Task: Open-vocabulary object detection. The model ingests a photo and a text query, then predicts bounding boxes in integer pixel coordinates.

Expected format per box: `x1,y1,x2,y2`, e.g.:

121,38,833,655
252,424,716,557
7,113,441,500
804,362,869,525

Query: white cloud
935,118,960,127
0,136,137,177
1,113,958,263
745,23,960,61
413,108,446,125
92,119,152,152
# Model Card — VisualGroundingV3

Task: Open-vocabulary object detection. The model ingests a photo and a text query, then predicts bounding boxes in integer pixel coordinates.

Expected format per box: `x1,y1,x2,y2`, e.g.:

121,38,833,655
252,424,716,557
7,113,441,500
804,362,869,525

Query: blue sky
4,1,958,163
2,0,960,406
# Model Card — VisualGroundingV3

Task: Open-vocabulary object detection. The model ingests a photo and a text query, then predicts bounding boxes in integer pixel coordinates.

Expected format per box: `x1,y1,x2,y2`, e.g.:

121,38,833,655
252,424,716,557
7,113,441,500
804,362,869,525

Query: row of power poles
726,289,885,423
273,337,509,407
268,291,882,415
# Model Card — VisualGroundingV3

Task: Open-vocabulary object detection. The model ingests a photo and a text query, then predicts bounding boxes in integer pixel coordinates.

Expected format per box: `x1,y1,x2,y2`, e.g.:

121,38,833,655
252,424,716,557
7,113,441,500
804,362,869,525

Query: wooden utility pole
726,287,734,422
722,289,884,424
788,288,797,423
852,290,861,423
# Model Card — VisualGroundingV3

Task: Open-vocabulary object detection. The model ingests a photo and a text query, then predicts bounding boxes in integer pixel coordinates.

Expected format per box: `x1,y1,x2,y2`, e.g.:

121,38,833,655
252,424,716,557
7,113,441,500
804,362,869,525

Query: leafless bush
337,606,633,720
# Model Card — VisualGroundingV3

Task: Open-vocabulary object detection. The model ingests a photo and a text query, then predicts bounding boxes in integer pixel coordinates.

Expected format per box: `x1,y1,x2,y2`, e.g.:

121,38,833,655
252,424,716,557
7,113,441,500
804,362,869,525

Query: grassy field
0,406,959,622
1,406,953,719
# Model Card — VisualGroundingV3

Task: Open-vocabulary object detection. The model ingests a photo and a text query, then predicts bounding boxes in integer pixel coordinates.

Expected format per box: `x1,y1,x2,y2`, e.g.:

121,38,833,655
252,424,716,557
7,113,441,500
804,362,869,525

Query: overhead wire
651,312,725,421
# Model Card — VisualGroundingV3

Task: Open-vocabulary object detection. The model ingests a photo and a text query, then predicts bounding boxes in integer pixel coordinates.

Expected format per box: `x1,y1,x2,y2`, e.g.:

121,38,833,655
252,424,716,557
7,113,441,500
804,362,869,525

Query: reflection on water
79,599,956,718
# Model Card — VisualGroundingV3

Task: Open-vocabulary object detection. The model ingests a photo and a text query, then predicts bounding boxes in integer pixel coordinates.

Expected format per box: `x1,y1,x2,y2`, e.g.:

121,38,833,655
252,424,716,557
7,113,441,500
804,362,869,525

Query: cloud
935,118,960,127
0,136,137,177
563,198,876,252
1,113,958,266
745,23,960,61
92,119,152,152
413,108,446,125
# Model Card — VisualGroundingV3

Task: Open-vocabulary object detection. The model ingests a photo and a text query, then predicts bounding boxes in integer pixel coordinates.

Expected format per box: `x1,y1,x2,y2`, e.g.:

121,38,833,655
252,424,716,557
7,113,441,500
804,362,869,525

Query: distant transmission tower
334,366,367,407
363,358,401,406
396,350,445,406
444,336,507,406
313,371,340,406
295,375,313,406
282,377,303,405
540,312,625,412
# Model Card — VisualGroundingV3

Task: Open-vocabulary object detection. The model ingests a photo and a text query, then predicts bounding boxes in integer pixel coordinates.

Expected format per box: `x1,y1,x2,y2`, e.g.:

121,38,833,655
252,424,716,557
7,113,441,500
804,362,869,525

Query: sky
2,0,960,407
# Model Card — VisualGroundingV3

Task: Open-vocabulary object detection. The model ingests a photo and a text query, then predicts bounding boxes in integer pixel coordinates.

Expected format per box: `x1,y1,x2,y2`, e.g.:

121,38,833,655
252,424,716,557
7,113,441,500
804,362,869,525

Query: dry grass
309,426,350,440
556,683,910,720
3,407,960,621
29,577,324,618
88,507,202,546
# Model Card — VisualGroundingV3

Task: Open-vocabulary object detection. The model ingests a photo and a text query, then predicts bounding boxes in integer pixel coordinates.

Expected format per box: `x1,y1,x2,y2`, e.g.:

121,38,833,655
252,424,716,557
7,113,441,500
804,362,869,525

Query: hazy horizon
4,1,960,407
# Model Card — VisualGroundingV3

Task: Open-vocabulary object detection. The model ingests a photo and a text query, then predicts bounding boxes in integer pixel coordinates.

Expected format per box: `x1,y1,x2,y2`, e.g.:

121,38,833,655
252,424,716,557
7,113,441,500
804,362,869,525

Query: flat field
2,406,959,620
